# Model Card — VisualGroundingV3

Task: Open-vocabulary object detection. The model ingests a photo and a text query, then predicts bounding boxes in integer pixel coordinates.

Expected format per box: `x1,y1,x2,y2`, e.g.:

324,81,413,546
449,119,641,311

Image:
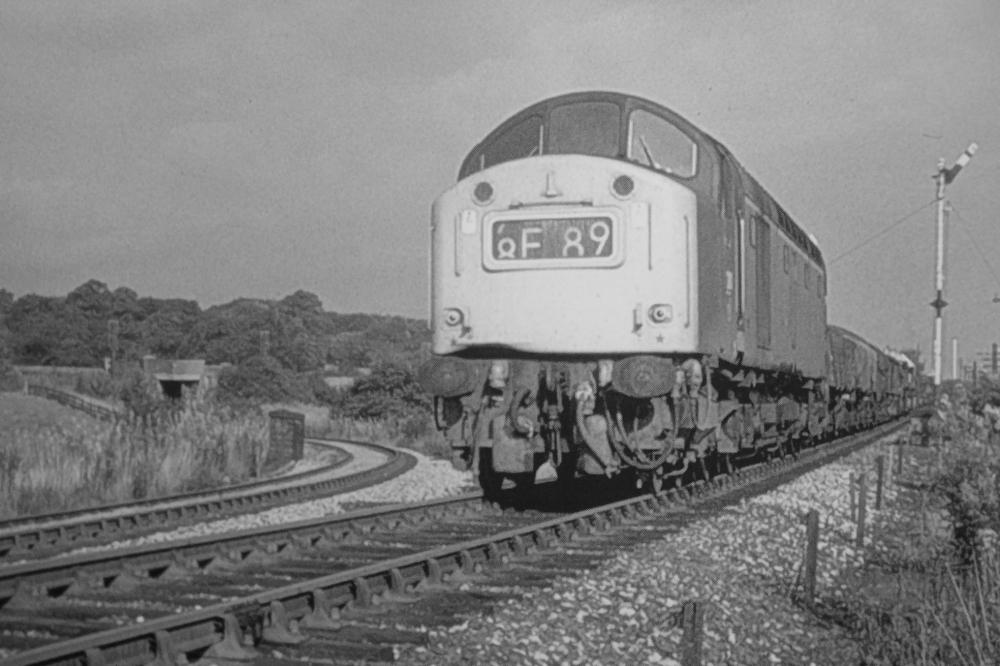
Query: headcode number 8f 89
492,217,614,261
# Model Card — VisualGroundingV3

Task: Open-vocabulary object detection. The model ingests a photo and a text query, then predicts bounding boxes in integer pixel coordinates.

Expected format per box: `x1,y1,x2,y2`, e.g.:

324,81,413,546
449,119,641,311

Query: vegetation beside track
1,361,448,520
838,392,1000,665
0,381,268,519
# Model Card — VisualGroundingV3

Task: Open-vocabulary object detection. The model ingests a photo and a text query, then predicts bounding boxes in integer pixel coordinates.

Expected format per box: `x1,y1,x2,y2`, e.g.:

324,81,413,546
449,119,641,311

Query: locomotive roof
462,90,824,268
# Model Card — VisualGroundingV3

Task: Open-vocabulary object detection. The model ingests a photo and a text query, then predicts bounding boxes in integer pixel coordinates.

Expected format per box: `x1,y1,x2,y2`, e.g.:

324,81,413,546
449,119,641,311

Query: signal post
931,143,977,389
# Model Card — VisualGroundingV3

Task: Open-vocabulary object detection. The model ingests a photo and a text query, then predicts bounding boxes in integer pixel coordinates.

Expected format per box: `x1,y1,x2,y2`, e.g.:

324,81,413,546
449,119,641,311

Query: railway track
0,439,417,562
0,421,904,665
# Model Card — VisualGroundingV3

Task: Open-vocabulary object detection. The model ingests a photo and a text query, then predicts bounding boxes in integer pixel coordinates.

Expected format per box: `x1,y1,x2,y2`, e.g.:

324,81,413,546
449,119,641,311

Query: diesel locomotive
418,91,915,497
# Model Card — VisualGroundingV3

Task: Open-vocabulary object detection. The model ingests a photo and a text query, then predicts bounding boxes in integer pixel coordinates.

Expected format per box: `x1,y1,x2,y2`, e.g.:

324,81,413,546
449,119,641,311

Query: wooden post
849,473,857,521
855,474,867,549
680,601,704,666
920,491,929,541
802,510,820,608
875,455,885,510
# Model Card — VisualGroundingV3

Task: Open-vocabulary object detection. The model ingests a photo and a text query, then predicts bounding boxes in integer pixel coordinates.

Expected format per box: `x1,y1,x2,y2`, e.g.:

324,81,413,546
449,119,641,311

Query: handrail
24,384,123,420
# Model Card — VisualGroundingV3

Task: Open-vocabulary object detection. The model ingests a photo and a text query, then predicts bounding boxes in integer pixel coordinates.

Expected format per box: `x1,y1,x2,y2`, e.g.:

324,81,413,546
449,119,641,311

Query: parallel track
0,439,417,562
0,421,905,665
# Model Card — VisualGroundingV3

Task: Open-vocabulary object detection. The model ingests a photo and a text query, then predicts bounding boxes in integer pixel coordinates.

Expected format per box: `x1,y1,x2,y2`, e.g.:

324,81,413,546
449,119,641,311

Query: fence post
875,455,885,510
680,600,704,666
802,510,820,609
920,490,929,541
855,473,867,549
849,473,857,521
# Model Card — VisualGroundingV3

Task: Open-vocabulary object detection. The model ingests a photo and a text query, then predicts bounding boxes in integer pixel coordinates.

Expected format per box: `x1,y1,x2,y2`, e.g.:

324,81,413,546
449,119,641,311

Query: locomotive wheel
477,450,504,502
508,472,537,510
556,457,577,493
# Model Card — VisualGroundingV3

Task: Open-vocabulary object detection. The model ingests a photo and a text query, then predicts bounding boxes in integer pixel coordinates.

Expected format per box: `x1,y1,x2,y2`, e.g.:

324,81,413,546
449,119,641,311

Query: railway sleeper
201,613,259,661
261,599,306,646
299,587,341,629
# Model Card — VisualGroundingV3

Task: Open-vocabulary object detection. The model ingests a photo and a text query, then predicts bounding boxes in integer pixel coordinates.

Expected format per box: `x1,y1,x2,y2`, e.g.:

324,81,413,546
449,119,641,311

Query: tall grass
850,552,1000,665
295,407,451,460
0,394,268,519
845,421,1000,665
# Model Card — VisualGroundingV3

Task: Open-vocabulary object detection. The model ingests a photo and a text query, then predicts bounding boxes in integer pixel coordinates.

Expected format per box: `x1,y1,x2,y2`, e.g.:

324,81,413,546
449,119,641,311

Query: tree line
0,279,428,373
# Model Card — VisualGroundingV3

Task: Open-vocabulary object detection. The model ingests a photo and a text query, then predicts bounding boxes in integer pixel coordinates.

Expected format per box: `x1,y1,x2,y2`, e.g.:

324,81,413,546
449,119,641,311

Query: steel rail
0,492,484,605
0,421,905,666
0,438,417,561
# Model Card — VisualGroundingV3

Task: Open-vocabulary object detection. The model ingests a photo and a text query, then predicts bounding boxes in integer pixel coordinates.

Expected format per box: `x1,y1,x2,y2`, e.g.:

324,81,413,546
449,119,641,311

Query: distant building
143,356,206,398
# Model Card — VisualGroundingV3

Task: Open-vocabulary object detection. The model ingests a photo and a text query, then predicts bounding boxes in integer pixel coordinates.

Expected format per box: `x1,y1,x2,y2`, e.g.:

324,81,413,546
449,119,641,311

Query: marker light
443,308,464,327
612,175,634,198
473,181,494,205
487,360,509,389
648,303,673,324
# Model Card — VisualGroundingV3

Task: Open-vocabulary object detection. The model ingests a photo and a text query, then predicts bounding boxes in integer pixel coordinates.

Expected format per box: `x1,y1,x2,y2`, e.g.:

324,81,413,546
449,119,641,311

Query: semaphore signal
931,142,978,388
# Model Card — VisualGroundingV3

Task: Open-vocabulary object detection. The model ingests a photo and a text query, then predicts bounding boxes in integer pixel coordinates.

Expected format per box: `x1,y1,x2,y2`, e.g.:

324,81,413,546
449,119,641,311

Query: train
417,91,916,498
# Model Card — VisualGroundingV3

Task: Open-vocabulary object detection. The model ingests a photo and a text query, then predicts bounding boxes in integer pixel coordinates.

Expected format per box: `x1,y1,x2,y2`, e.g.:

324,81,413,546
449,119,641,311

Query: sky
2,0,1000,374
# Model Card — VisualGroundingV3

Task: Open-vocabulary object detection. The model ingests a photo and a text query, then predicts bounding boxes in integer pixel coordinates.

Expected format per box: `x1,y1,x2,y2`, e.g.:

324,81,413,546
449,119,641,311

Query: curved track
0,439,416,562
0,421,904,665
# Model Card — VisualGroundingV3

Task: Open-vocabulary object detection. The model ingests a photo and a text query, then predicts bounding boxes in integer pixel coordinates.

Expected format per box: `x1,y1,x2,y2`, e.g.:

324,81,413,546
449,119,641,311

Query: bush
335,362,430,420
215,355,312,405
933,448,1000,564
74,371,115,400
846,429,1000,664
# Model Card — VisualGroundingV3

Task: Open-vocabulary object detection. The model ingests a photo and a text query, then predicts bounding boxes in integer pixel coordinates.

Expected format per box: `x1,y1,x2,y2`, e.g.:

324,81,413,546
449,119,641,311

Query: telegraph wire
827,199,937,266
950,204,1000,292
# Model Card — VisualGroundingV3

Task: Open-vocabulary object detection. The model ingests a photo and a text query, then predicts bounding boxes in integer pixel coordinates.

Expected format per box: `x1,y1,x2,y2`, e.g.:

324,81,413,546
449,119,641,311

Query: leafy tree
2,283,430,380
66,279,113,314
137,299,201,358
280,290,324,315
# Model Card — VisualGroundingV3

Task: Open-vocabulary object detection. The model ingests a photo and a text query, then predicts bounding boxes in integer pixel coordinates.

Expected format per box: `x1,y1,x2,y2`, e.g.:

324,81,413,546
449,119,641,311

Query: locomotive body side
421,92,854,496
432,92,827,374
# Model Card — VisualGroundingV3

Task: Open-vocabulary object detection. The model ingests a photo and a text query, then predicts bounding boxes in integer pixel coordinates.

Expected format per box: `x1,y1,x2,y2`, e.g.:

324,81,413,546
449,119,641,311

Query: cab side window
628,109,697,178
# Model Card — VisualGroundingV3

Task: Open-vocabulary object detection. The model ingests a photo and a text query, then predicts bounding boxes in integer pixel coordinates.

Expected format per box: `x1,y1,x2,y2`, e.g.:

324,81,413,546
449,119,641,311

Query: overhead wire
827,199,937,266
949,205,1000,293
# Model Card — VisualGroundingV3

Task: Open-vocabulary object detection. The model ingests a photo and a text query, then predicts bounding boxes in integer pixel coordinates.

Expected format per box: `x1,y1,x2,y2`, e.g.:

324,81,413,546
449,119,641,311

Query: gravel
65,442,474,554
402,433,930,666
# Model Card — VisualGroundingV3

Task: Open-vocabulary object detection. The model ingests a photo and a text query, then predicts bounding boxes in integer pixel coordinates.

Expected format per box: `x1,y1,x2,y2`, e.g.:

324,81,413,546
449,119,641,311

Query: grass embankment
270,401,451,460
0,392,268,519
838,421,1000,664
